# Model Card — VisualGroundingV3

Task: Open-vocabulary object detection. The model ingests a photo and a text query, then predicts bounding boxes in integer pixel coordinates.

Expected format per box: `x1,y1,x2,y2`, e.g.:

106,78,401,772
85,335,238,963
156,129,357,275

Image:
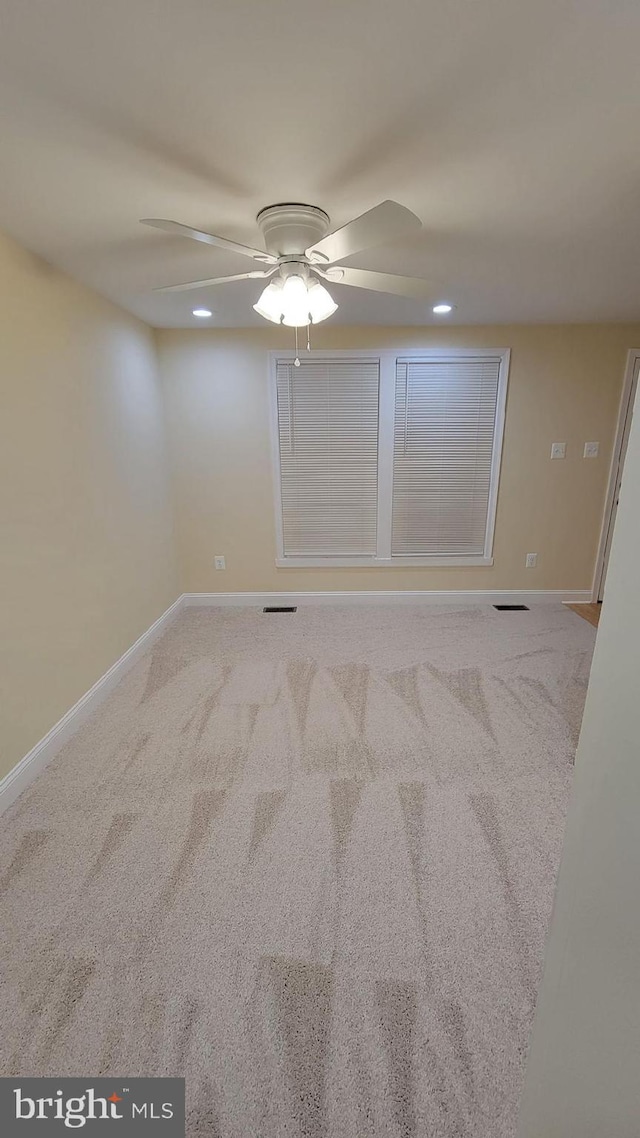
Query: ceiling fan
141,201,434,327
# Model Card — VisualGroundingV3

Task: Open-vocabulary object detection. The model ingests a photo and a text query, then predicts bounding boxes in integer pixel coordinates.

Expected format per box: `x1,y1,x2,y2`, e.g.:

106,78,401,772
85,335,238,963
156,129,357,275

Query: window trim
268,348,510,568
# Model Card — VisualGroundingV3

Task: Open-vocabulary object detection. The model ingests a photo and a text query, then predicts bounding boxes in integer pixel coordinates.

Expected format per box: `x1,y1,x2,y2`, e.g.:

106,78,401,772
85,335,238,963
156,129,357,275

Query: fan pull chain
294,325,300,367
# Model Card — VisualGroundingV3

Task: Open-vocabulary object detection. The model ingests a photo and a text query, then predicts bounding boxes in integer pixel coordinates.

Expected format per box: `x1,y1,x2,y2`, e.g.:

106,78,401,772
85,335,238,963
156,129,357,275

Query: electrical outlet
525,552,538,568
214,555,226,571
550,442,566,459
583,441,599,458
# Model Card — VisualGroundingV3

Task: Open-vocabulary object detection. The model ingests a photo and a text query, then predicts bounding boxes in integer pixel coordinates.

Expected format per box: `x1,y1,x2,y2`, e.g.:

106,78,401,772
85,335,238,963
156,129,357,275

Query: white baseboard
0,595,185,816
183,589,592,607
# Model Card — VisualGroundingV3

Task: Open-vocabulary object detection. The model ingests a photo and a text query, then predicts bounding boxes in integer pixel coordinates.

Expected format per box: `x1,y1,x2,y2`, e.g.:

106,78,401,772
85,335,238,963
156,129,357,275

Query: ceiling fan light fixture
280,274,312,328
253,279,284,323
306,278,338,323
253,274,338,327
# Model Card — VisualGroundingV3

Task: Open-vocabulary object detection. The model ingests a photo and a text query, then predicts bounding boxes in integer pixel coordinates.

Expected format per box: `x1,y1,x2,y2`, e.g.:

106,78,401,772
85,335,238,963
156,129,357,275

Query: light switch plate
583,441,599,458
551,442,566,459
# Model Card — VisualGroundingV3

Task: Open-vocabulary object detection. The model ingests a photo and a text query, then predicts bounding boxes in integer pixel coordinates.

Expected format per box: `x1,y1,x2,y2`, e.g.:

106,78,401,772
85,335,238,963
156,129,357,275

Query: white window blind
391,357,502,556
275,358,380,556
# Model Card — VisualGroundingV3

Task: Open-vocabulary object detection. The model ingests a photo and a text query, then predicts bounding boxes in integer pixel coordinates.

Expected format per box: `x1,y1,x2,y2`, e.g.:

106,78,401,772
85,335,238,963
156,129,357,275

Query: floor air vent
263,606,298,613
493,604,530,611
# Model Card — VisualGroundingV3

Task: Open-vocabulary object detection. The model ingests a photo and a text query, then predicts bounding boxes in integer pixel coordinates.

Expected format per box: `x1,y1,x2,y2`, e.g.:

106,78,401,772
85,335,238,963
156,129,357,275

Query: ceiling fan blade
325,266,433,299
141,218,276,264
154,268,277,294
306,200,421,264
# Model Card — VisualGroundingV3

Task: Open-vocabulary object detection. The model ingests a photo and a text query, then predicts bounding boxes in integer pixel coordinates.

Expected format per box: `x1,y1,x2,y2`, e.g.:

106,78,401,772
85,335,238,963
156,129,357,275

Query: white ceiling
1,0,640,327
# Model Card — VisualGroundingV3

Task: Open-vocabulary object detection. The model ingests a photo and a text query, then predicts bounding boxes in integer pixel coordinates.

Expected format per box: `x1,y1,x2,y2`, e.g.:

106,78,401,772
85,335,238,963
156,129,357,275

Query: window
274,357,380,557
270,349,509,567
392,357,503,556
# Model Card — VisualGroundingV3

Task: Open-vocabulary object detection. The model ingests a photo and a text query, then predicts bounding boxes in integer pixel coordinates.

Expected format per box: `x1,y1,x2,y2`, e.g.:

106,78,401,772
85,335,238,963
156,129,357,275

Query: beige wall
2,250,637,782
0,232,177,779
517,372,640,1135
156,323,637,594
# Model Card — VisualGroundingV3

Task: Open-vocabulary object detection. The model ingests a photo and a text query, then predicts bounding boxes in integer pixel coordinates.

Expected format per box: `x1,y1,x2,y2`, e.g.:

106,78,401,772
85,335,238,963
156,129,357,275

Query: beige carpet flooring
0,604,596,1137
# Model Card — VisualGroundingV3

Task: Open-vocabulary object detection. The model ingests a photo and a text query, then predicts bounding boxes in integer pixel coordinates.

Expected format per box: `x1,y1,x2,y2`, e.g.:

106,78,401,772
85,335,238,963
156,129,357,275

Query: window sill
275,555,494,569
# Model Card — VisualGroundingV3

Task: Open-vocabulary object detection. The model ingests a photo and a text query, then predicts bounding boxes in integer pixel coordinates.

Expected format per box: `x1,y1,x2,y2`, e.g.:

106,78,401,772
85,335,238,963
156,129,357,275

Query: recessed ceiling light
432,303,453,314
192,308,212,318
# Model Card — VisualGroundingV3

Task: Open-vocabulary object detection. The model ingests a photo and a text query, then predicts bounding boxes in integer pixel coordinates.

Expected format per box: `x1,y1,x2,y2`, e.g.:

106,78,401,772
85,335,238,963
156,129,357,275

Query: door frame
591,348,640,602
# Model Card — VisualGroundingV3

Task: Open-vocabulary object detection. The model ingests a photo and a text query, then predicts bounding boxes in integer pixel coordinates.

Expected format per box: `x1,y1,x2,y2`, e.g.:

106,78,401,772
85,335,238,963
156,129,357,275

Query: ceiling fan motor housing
256,203,330,259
